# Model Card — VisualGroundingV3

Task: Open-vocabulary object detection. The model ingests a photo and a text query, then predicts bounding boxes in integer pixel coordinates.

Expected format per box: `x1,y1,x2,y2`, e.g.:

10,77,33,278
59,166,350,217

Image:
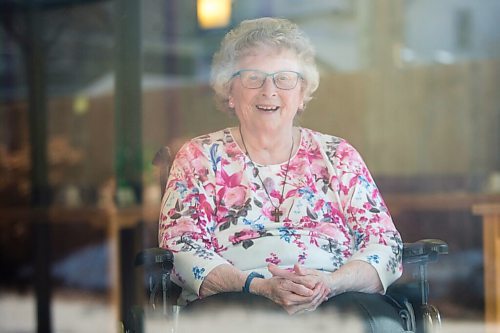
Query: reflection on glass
0,0,499,331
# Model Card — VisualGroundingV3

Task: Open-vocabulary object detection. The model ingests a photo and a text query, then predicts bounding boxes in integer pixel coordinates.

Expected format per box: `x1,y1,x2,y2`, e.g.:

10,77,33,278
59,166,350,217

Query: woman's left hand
269,260,385,313
268,263,332,314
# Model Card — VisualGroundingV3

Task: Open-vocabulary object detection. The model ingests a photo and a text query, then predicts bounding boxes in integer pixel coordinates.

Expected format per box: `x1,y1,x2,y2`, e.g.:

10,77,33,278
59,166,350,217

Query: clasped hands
258,263,334,315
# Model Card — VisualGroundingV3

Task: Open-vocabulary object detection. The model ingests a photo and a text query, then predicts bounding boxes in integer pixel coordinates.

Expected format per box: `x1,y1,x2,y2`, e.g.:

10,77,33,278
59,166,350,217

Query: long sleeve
158,128,403,301
158,142,230,296
334,141,403,291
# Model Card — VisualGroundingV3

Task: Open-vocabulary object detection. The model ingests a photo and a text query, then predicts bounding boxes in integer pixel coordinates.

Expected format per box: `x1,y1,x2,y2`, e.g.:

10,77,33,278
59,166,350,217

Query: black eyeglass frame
231,69,303,90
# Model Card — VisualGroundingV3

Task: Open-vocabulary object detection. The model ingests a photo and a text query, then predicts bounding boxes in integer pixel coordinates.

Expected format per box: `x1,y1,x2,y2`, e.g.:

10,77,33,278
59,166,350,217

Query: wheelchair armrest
135,248,176,310
403,239,448,265
135,247,174,272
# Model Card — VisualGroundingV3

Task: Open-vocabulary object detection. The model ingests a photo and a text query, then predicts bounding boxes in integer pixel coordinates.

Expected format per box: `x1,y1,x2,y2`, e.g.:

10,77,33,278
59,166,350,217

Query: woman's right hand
251,275,329,315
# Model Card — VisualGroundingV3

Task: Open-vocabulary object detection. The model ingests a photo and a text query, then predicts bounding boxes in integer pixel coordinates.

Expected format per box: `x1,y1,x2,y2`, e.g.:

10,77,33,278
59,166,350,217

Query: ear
228,96,235,108
297,93,306,113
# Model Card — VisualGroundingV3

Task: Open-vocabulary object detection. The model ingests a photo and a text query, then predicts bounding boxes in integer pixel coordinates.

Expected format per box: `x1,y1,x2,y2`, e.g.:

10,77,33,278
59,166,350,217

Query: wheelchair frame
124,147,449,333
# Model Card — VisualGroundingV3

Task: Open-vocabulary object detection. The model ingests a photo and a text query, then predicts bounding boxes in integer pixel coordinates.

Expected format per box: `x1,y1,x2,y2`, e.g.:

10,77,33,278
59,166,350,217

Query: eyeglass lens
238,70,300,90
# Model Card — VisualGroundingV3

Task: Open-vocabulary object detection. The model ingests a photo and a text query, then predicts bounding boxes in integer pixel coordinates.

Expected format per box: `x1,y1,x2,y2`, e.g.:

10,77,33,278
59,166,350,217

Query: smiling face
228,46,305,134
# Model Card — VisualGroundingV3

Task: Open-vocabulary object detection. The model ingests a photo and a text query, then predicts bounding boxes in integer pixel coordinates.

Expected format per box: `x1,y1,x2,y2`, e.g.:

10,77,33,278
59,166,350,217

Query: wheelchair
124,147,449,333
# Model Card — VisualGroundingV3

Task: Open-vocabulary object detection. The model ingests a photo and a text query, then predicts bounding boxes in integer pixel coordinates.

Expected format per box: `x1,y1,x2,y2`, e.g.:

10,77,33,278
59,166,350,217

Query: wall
141,59,500,188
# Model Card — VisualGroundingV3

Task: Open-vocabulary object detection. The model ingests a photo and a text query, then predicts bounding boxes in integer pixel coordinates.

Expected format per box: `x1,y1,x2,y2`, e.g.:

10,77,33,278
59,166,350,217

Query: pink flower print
226,143,242,159
284,188,298,200
297,145,320,164
228,229,260,245
299,215,313,224
190,155,205,171
223,186,246,207
313,199,325,212
203,183,215,196
190,158,209,182
339,184,350,195
198,196,214,218
220,169,243,188
310,161,328,180
348,175,359,188
308,232,319,247
248,181,258,191
369,214,381,223
331,212,344,224
295,240,306,250
298,252,307,265
313,223,337,238
336,144,351,161
265,252,281,265
288,158,308,176
262,177,278,195
329,176,340,192
166,216,199,238
211,237,227,253
261,204,276,221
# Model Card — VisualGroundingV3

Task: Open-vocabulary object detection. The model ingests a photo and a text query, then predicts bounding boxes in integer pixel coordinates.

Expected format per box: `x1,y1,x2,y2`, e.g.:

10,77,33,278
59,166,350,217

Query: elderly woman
159,17,404,331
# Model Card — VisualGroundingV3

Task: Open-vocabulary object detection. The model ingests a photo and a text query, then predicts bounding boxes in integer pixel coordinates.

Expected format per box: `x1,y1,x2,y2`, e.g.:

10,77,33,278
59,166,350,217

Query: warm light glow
197,0,231,29
73,95,89,115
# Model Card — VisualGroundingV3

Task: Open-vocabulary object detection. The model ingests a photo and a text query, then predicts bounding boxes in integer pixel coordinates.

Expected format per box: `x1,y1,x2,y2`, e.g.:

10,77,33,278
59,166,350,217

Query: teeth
256,105,279,111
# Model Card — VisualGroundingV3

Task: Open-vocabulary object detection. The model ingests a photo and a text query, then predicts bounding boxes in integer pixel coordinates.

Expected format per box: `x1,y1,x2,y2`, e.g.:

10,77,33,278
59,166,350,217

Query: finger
286,296,320,316
269,266,315,289
307,283,329,306
288,285,326,311
271,265,319,290
313,284,329,302
293,263,306,275
294,287,327,314
294,264,320,277
280,278,315,297
310,292,325,309
284,305,299,315
268,264,295,278
316,285,331,305
320,283,332,300
282,299,310,315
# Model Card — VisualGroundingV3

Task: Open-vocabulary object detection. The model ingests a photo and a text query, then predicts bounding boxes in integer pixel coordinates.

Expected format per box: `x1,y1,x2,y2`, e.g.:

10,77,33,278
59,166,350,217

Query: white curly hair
210,17,320,114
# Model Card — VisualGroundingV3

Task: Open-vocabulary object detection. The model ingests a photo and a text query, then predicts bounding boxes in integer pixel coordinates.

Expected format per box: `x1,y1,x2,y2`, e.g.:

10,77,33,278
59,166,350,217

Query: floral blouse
159,127,403,304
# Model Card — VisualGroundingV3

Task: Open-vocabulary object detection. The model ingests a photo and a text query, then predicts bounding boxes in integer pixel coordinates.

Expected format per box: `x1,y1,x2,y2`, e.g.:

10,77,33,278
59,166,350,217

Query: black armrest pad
403,239,448,264
135,240,447,270
135,248,174,270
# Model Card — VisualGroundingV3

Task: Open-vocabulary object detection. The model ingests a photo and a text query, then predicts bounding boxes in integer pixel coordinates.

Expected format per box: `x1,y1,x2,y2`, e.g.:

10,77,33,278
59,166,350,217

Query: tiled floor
0,291,115,333
0,291,493,333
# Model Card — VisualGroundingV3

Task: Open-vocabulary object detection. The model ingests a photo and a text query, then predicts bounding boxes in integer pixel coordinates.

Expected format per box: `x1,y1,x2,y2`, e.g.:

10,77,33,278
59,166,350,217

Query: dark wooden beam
114,0,143,325
24,4,52,333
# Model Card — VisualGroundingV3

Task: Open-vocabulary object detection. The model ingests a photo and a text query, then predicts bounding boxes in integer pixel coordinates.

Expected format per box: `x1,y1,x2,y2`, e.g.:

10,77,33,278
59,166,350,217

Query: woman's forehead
236,46,300,68
238,44,296,58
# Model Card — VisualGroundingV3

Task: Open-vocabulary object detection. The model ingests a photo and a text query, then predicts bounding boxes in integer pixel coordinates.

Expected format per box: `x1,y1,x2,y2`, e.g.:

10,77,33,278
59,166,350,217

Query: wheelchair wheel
422,304,442,333
124,305,144,333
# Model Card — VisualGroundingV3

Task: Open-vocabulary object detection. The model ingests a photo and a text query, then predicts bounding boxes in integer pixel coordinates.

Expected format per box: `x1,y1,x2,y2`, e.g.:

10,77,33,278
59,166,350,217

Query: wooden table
474,203,500,333
385,192,500,215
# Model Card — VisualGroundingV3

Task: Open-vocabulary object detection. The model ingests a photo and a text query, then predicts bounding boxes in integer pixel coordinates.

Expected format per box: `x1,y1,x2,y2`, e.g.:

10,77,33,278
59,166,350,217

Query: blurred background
1,0,500,332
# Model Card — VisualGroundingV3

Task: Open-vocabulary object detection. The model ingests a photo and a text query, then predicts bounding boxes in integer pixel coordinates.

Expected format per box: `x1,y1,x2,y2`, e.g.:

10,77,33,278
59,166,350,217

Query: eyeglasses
231,69,303,90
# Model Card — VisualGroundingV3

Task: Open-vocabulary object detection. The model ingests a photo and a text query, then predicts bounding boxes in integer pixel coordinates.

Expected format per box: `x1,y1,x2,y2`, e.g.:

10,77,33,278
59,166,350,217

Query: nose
260,75,277,96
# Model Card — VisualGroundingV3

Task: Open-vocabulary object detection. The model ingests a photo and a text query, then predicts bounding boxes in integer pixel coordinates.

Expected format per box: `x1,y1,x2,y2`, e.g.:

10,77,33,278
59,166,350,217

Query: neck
237,126,296,165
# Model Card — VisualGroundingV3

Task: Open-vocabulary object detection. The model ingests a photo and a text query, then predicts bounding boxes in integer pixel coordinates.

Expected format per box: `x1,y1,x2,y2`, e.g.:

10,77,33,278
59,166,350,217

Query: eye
246,72,262,81
275,72,293,82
